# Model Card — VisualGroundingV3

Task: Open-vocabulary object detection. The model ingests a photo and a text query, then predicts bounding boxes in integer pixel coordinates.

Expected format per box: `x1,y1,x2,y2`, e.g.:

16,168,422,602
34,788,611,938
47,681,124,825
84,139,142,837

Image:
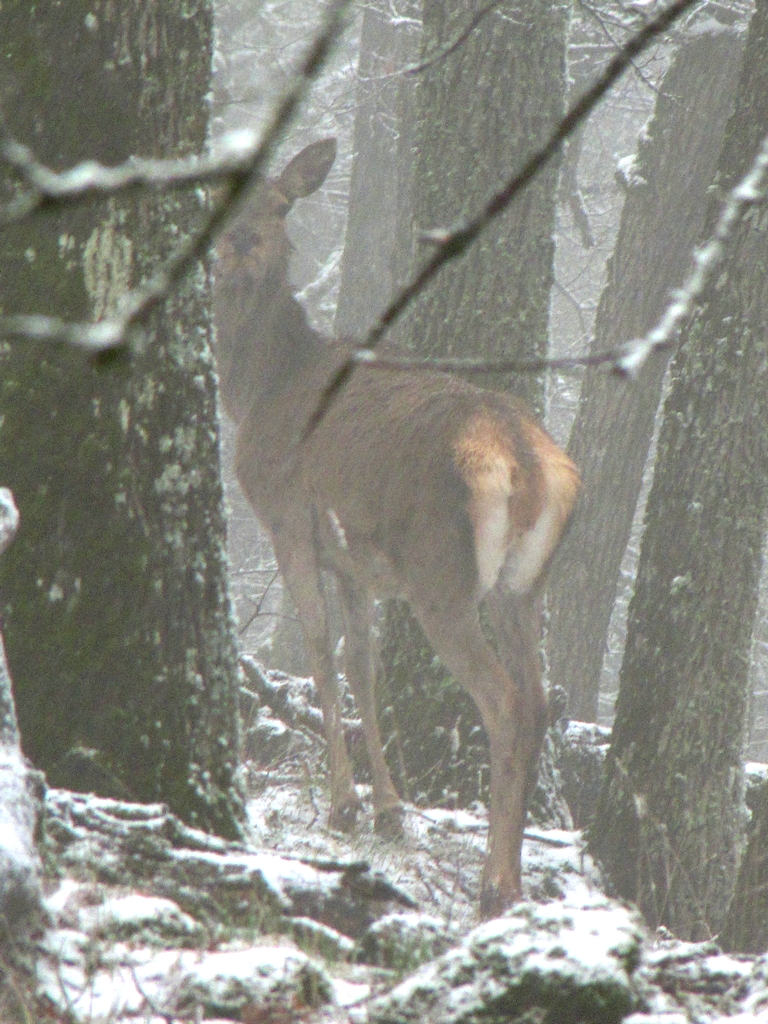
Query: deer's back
235,353,578,606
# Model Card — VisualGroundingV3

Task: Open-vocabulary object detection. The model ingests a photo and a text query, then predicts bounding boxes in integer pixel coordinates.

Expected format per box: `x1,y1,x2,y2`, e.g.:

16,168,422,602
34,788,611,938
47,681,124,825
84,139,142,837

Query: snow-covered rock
357,911,459,972
46,881,205,945
636,936,753,1021
557,720,611,829
368,899,645,1024
158,945,332,1019
44,788,414,940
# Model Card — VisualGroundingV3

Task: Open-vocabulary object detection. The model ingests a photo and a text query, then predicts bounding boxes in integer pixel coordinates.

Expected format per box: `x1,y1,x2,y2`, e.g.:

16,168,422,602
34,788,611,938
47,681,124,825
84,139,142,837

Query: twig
128,962,174,1024
238,566,281,635
574,0,663,100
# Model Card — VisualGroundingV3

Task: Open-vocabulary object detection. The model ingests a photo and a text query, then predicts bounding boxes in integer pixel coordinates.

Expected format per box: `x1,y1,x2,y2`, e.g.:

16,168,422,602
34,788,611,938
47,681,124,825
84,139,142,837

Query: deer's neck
251,285,327,401
217,272,331,424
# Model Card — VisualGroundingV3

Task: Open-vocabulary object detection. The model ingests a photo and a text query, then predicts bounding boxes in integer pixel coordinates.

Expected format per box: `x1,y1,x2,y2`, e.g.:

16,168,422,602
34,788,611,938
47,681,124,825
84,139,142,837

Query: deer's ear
277,138,337,204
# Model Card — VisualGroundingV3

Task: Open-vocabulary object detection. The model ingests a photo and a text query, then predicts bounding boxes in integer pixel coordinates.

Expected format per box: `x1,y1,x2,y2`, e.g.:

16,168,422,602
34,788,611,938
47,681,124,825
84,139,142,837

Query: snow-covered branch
0,130,260,224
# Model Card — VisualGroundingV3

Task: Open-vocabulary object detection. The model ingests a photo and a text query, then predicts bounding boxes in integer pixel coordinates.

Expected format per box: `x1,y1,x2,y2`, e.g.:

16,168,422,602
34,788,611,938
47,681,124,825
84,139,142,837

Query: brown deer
215,138,579,918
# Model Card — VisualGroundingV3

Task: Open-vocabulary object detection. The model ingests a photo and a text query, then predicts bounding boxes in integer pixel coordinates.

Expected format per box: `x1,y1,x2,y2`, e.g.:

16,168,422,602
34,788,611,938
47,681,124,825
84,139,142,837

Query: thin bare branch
574,0,664,98
238,567,281,636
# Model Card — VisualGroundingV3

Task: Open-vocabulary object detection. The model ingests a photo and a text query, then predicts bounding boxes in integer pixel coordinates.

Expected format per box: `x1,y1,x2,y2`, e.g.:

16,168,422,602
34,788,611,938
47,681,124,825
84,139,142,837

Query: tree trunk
590,0,768,940
324,1,422,792
380,0,566,807
721,776,768,953
0,490,44,950
547,26,745,722
0,1,243,838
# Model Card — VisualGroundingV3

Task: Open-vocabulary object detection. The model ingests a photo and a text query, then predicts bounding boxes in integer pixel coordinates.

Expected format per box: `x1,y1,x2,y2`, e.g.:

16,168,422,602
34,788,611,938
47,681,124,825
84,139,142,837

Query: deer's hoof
479,879,520,920
328,800,360,833
374,805,405,840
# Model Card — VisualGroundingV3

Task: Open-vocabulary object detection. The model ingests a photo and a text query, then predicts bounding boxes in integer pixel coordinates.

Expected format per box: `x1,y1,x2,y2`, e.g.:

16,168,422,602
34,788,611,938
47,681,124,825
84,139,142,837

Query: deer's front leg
273,532,361,832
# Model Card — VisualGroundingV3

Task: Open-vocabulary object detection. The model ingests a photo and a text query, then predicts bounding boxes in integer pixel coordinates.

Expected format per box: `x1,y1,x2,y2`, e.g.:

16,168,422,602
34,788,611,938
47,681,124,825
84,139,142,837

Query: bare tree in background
548,17,747,722
0,0,243,838
213,0,359,676
335,1,420,340
590,0,768,941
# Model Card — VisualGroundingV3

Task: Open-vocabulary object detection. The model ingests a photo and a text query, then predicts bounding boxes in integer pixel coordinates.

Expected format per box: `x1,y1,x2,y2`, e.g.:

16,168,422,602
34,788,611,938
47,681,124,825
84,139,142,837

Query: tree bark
590,0,768,940
547,26,745,722
0,1,243,837
0,491,44,946
721,776,768,952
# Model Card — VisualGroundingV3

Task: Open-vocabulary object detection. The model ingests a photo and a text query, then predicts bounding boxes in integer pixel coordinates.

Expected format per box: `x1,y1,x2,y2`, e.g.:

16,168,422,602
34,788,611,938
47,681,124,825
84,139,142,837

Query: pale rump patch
455,415,579,597
504,426,580,592
503,488,560,592
471,454,515,593
474,469,561,596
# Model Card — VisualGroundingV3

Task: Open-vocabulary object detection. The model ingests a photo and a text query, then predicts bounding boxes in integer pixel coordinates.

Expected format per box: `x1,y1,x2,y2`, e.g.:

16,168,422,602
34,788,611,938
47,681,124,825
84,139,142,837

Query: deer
214,137,579,919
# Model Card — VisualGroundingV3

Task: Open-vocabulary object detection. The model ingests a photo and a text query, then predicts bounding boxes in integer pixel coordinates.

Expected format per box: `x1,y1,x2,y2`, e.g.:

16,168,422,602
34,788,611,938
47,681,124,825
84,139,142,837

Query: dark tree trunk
402,0,564,404
0,491,44,950
547,26,745,722
590,0,768,940
721,777,768,953
380,0,566,808
0,1,243,838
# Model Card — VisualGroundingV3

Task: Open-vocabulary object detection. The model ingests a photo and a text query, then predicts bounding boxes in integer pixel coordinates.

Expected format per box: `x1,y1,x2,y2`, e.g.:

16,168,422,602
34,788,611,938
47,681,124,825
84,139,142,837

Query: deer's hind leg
336,572,404,838
271,529,362,832
414,594,547,918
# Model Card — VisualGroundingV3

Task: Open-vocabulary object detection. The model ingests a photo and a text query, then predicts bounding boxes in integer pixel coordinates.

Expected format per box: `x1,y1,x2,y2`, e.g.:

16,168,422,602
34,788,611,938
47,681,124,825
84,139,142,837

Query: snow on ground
35,762,605,1023
29,704,768,1024
246,764,605,928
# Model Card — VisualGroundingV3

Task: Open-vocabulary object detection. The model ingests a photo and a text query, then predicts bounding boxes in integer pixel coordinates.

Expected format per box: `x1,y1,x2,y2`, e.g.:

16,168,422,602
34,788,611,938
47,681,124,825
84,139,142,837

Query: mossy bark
0,0,243,838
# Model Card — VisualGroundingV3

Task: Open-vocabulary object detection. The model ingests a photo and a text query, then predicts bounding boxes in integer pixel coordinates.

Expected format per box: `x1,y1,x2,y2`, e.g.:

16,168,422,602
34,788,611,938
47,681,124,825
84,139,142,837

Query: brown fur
215,139,579,918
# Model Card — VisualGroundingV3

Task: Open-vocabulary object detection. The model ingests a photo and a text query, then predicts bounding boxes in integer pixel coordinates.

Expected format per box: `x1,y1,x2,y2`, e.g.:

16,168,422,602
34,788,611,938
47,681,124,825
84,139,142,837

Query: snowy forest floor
7,663,768,1024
